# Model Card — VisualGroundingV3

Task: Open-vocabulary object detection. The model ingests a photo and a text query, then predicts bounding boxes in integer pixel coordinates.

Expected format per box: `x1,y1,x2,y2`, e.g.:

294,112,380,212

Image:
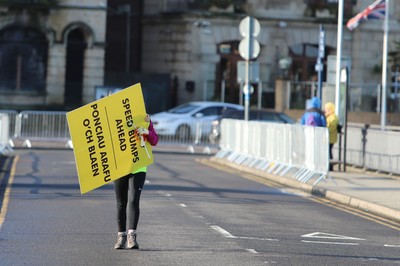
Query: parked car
151,101,244,140
209,109,297,144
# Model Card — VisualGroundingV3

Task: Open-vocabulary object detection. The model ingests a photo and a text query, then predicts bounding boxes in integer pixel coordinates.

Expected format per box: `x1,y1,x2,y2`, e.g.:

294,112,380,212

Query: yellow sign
66,83,153,194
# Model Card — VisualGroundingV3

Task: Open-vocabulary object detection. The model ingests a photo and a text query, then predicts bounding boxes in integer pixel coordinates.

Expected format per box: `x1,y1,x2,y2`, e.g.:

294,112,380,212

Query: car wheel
176,125,190,140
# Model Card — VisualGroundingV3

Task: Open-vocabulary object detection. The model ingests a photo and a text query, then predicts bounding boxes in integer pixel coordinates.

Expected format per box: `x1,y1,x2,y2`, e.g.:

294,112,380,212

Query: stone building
1,0,400,121
141,0,400,114
0,0,106,110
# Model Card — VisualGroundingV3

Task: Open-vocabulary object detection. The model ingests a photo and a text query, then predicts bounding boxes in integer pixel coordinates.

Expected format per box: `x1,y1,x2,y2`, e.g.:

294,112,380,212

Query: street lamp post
340,67,349,172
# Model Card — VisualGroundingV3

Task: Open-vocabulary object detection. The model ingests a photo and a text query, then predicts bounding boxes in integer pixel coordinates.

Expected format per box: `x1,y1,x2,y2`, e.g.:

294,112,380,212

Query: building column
275,78,290,112
82,46,105,104
46,43,66,105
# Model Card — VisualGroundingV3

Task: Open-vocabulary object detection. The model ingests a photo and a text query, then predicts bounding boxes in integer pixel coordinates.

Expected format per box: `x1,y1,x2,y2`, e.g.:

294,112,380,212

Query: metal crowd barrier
215,119,329,185
16,111,71,148
155,118,216,154
0,110,216,152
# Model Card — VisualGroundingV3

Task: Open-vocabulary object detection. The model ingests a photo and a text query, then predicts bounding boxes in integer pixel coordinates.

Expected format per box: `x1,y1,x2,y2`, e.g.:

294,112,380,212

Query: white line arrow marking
302,240,359,245
211,225,278,241
301,232,365,240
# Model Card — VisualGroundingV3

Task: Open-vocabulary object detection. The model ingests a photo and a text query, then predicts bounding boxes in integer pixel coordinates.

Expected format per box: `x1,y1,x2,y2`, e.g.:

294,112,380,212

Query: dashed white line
246,249,258,254
211,225,235,238
384,244,400,248
179,203,187,208
210,225,278,241
302,232,364,240
236,236,279,241
301,240,359,245
165,193,172,197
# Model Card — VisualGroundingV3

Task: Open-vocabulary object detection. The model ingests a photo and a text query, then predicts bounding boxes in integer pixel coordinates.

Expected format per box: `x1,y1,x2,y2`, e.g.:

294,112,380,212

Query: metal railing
17,111,70,140
335,123,400,175
0,110,216,153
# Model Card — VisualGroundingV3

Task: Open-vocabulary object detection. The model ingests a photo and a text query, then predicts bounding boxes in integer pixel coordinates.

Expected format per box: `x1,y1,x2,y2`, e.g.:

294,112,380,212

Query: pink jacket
145,120,158,146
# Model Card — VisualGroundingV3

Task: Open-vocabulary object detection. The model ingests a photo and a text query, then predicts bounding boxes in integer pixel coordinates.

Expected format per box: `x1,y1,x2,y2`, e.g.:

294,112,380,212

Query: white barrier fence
0,113,11,154
215,119,329,185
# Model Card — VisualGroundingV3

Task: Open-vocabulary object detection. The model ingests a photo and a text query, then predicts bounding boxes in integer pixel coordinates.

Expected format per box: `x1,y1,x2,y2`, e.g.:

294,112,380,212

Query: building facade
0,0,106,110
141,0,400,112
1,0,400,116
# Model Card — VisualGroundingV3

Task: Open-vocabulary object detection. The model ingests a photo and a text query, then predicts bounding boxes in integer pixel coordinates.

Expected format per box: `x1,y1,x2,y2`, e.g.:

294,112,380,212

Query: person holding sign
114,114,158,250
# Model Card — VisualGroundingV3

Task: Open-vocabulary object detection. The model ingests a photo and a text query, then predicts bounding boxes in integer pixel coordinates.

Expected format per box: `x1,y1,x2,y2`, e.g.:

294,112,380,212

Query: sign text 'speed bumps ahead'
67,83,153,194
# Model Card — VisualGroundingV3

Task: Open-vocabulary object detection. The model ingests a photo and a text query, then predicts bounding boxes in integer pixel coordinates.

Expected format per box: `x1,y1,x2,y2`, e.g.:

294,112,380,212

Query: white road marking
384,244,400,248
236,236,279,241
302,240,359,245
179,203,187,208
246,249,258,254
210,226,279,241
145,180,150,184
165,193,172,197
211,225,235,238
302,232,365,240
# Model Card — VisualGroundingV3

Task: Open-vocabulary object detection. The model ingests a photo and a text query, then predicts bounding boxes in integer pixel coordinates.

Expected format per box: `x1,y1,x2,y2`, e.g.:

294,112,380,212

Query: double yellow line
0,155,19,231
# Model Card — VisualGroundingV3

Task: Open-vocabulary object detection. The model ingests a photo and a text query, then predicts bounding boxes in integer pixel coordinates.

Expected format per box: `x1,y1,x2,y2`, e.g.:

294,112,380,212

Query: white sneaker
127,232,139,249
114,233,126,249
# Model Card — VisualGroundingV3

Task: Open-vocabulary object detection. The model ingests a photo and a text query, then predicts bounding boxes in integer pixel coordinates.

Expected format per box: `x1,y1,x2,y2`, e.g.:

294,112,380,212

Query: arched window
0,25,48,92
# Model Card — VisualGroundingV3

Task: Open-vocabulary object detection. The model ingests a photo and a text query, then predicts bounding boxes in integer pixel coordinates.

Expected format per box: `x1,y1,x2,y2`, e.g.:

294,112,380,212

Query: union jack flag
346,0,386,31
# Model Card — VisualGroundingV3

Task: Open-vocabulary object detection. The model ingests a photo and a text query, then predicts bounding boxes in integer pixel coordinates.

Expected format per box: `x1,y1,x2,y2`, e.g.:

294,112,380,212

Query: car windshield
167,103,200,114
279,114,297,124
222,109,244,119
221,109,296,124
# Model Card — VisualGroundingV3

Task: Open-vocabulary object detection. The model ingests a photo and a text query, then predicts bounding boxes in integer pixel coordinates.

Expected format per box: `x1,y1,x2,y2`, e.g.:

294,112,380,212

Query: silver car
151,101,244,140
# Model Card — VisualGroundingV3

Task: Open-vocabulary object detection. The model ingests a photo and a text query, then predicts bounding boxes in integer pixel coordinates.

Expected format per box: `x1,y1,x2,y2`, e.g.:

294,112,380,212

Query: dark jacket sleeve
146,120,158,146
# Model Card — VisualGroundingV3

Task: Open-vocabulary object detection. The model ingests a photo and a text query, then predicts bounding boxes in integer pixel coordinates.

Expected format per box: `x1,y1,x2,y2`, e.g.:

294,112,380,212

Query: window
197,107,221,117
0,26,48,92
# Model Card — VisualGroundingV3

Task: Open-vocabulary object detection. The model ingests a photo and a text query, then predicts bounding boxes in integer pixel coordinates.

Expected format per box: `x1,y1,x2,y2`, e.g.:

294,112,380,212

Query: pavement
208,156,400,224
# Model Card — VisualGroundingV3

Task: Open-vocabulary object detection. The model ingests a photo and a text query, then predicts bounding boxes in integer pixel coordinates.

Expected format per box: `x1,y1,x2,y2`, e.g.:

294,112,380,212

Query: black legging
114,172,146,232
329,143,334,160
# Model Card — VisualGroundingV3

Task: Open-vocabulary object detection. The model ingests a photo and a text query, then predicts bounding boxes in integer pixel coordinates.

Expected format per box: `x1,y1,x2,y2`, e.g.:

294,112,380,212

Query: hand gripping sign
66,83,153,194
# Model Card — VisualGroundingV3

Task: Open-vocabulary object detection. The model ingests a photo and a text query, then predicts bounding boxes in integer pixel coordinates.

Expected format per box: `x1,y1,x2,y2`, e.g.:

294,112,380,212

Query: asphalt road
0,149,399,266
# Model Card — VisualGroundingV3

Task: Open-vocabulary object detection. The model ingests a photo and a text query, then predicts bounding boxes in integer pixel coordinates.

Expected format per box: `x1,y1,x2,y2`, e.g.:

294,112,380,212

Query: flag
346,0,386,30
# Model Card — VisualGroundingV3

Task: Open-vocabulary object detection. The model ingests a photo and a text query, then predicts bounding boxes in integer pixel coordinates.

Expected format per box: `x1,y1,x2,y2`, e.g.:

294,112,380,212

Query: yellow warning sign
66,83,153,194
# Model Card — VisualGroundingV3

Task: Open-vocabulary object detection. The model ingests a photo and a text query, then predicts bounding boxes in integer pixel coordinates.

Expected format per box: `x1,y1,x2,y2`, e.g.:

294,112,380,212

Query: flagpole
381,0,389,130
335,0,344,121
